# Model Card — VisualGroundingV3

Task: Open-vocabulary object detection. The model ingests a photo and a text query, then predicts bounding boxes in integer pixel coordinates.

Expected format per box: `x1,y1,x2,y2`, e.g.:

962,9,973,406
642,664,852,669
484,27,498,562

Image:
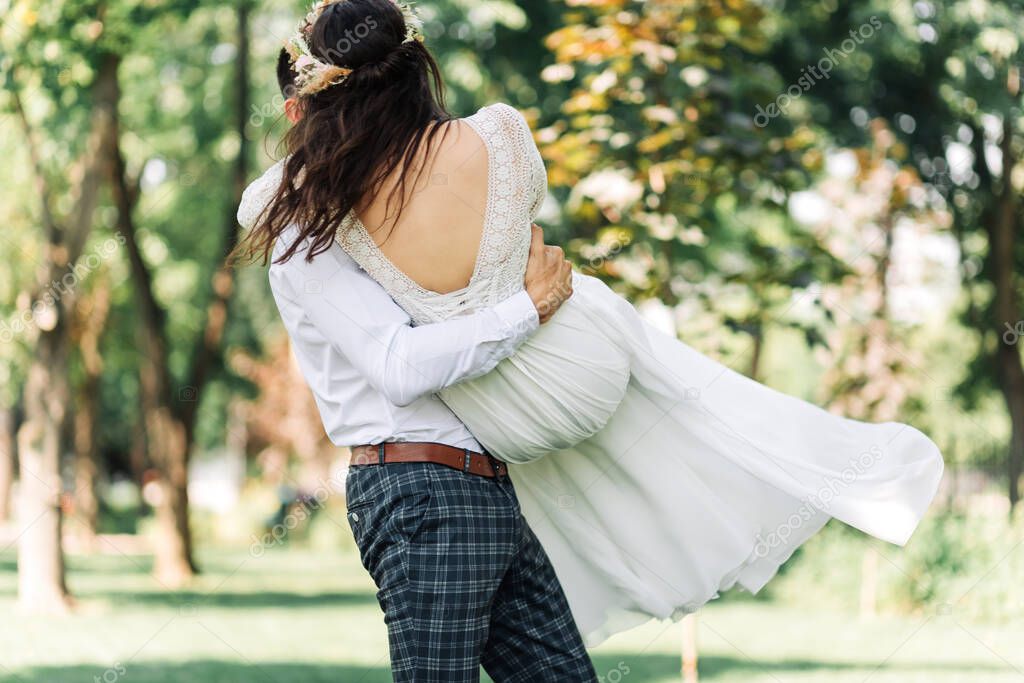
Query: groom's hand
524,224,573,324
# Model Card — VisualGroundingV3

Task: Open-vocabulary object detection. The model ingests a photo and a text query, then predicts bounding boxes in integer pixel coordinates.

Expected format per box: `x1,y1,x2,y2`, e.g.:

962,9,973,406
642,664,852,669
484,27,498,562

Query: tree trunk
108,155,196,587
103,3,251,584
17,327,72,613
987,119,1024,508
748,323,763,382
71,275,112,548
10,49,113,613
129,420,148,486
180,0,251,444
10,82,70,614
106,61,197,585
73,387,101,547
0,406,15,523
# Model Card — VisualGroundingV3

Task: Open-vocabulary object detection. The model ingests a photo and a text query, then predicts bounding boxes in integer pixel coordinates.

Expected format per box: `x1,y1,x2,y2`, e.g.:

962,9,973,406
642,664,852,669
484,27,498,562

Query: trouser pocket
346,464,434,581
344,465,382,551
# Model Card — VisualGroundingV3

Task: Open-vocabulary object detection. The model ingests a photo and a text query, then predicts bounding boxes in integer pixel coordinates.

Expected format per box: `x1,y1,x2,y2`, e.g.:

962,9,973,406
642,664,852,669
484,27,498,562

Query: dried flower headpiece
284,0,424,97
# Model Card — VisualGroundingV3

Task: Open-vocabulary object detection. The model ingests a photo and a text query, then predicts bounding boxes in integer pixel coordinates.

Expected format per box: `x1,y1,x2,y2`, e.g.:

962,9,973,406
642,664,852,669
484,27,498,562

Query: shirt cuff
491,289,539,342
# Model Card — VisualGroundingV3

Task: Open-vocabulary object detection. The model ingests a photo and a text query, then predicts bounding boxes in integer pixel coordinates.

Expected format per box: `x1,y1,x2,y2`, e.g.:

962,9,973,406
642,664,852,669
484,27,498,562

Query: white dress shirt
267,226,539,451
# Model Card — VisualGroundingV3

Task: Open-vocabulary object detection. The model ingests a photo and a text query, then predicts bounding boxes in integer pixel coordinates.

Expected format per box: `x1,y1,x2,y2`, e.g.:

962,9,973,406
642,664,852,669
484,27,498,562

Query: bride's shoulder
471,101,526,122
237,158,287,231
464,102,532,139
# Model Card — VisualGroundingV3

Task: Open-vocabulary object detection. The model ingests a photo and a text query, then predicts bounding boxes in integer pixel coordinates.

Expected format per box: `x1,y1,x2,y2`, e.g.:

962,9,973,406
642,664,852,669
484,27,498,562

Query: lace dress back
335,103,547,325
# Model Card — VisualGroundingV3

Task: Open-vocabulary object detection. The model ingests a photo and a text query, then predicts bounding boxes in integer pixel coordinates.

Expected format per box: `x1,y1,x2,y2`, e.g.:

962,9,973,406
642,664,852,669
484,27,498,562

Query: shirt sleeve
269,240,539,407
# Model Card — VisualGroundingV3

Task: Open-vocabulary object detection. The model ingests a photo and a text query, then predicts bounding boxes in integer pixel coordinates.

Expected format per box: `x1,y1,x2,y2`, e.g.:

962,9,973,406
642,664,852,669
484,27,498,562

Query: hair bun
352,41,417,83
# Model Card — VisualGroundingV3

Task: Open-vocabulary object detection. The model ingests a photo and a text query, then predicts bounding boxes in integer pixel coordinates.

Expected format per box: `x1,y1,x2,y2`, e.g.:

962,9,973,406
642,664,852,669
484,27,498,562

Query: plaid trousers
346,461,597,683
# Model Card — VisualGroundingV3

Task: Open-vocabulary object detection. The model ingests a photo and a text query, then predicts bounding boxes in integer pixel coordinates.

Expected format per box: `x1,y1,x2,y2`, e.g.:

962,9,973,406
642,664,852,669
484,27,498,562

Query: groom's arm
269,226,571,407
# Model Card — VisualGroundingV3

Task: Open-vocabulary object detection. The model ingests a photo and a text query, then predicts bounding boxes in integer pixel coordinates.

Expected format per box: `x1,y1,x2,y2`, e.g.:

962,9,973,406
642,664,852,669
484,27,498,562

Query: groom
259,50,598,682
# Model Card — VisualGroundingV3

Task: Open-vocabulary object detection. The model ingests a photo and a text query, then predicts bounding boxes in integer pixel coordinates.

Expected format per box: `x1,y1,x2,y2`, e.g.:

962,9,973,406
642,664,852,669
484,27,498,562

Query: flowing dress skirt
440,273,944,645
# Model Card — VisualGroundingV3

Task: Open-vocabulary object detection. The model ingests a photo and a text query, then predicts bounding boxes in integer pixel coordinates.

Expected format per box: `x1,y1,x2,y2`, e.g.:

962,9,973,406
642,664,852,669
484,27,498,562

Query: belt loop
378,443,386,465
463,449,472,473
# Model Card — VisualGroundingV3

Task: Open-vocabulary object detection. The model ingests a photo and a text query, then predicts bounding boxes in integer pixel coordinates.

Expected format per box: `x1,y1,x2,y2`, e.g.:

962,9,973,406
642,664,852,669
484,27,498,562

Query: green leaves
541,0,832,344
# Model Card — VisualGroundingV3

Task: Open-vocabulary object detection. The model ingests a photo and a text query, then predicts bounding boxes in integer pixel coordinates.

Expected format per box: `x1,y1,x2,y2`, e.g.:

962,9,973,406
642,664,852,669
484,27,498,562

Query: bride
239,0,944,645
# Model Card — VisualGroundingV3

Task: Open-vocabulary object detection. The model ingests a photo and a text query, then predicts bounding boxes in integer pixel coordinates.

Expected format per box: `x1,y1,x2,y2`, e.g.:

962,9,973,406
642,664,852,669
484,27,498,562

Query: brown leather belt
349,442,509,479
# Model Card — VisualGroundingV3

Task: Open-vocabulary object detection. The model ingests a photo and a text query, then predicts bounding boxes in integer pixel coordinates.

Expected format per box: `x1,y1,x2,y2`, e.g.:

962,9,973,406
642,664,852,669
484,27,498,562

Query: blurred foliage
535,0,850,375
771,505,1024,622
764,0,1024,487
0,0,1021,615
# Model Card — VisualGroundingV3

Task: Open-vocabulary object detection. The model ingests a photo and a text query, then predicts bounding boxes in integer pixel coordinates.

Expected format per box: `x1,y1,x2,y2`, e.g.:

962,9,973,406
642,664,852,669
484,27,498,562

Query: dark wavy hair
236,0,452,264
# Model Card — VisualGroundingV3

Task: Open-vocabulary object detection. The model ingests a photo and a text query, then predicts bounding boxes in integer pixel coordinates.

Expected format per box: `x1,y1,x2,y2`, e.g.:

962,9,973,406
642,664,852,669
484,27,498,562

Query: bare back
354,119,489,295
335,103,548,325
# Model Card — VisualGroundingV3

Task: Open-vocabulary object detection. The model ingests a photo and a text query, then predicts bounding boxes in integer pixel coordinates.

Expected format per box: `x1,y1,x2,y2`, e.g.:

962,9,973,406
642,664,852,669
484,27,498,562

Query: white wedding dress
245,103,944,645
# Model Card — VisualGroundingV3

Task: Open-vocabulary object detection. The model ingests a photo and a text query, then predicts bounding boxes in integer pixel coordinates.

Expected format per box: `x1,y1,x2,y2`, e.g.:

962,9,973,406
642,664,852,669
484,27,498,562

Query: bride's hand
524,224,573,324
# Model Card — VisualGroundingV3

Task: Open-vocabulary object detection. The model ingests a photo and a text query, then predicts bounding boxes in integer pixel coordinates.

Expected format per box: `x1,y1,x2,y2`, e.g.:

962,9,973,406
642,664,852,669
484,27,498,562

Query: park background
1,0,1023,680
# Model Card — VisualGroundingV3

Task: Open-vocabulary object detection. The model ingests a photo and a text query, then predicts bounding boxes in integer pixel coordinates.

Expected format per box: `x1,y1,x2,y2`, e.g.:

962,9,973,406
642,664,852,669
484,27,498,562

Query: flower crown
284,0,424,98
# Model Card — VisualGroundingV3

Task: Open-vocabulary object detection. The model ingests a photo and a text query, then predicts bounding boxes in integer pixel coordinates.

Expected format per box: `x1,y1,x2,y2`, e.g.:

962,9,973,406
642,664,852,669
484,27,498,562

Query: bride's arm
269,226,569,406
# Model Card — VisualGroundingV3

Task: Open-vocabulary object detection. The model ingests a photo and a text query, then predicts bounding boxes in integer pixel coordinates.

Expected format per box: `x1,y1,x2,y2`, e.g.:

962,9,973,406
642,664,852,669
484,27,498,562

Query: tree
69,269,112,546
3,44,116,614
5,0,253,590
811,121,949,422
540,0,843,369
767,0,1024,505
104,0,253,584
0,405,15,524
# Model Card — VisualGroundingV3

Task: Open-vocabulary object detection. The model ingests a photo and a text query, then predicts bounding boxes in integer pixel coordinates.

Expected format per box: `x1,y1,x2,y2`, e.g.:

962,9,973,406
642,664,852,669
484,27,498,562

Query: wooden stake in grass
860,546,879,619
682,612,698,682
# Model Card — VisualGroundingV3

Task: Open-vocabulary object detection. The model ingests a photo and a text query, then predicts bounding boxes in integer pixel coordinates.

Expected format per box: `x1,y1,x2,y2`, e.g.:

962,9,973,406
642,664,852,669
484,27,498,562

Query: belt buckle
487,454,507,479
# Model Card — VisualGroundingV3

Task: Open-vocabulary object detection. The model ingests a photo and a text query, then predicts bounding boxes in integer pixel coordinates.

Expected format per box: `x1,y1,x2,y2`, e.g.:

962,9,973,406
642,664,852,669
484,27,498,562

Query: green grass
0,546,1022,682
